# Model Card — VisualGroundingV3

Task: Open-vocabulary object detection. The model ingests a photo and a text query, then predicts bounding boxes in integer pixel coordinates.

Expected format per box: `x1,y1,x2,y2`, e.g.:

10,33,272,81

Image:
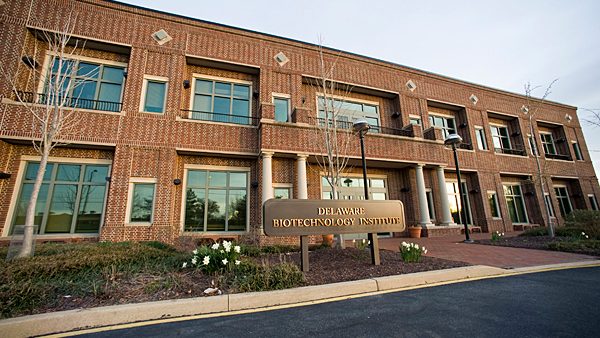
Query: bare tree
1,13,87,258
521,79,558,237
308,40,361,248
581,108,600,127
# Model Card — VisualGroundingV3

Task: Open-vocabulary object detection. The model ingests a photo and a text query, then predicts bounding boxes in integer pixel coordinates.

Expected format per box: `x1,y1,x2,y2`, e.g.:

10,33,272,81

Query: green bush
565,210,600,239
547,240,600,255
230,261,304,292
0,242,187,318
519,226,585,238
520,227,550,237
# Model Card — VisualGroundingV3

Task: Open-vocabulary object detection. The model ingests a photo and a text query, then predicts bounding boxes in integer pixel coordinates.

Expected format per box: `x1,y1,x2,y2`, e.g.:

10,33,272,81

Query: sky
121,0,600,178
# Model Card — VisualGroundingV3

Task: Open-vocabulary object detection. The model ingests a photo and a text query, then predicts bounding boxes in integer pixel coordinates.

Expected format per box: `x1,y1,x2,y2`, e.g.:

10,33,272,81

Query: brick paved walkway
378,233,598,269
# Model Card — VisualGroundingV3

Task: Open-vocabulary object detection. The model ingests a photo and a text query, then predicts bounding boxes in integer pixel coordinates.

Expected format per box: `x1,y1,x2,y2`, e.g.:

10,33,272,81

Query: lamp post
353,119,380,265
444,134,474,243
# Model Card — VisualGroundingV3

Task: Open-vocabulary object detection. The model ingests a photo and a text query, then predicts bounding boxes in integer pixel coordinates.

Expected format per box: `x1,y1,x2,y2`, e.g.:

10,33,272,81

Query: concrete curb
1,261,598,337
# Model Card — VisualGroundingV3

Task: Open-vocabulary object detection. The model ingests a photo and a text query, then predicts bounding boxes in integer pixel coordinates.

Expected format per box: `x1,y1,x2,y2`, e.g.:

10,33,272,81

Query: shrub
520,227,550,237
565,210,600,239
491,231,505,242
547,240,600,256
230,261,304,292
184,241,241,274
399,242,427,263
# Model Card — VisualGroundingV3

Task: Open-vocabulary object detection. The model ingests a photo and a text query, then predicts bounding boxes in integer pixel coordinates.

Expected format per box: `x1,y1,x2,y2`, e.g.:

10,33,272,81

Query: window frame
490,124,512,151
588,194,599,211
544,193,556,218
38,51,127,113
475,126,488,150
487,191,501,219
272,93,291,123
572,142,583,161
428,113,456,139
273,183,294,199
409,115,422,126
126,177,157,225
316,94,380,132
502,183,529,224
181,165,251,234
425,188,436,221
553,185,573,218
540,132,557,156
188,74,253,124
140,75,168,114
5,156,112,237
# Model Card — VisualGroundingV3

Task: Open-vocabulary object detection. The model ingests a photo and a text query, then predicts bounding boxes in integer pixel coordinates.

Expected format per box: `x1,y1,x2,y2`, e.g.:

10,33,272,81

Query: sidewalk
379,233,597,269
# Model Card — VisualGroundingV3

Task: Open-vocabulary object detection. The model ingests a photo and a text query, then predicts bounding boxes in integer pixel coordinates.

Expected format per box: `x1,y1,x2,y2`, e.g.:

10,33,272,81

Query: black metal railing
310,117,413,137
181,109,260,126
14,91,122,112
545,153,572,161
494,147,526,156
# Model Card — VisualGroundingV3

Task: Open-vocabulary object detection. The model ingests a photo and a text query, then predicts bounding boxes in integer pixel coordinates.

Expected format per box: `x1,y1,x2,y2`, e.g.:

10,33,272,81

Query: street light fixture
444,133,474,243
352,119,380,265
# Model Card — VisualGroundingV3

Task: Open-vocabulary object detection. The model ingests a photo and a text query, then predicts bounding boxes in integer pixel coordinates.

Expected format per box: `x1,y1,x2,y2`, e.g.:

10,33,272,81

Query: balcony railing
309,117,413,137
545,153,572,161
181,109,259,126
14,91,122,112
494,147,526,156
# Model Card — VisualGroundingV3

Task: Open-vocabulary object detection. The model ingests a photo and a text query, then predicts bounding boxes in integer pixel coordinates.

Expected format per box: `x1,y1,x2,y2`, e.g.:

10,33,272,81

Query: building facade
0,0,598,245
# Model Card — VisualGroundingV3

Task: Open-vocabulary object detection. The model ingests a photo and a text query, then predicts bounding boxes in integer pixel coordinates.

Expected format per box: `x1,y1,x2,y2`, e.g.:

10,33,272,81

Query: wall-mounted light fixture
21,56,39,69
0,172,11,180
173,178,182,185
183,80,190,89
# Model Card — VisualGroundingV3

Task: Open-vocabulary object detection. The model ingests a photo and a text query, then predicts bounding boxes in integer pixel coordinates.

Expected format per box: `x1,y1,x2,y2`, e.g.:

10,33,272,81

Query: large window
317,96,380,132
141,76,167,113
491,125,511,151
446,181,473,224
554,186,573,217
503,184,528,224
540,133,557,155
129,183,155,223
274,96,290,122
12,161,110,234
321,176,387,200
488,191,501,218
184,169,248,232
429,115,456,139
44,55,125,112
475,127,488,150
190,77,251,124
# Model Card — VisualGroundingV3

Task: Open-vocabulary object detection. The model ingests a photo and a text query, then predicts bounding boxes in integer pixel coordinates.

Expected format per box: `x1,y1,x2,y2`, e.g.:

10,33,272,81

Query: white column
436,166,455,226
261,152,274,204
415,164,433,226
297,154,308,199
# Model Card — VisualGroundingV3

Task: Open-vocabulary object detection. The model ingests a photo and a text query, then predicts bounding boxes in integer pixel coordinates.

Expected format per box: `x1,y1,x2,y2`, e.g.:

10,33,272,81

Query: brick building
0,0,598,244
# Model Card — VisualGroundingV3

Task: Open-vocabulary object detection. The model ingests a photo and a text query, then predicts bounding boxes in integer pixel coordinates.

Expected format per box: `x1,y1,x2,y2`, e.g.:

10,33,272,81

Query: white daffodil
234,245,241,253
191,257,197,265
424,249,428,254
415,244,419,250
235,260,241,265
225,246,231,253
222,258,228,265
193,249,198,255
220,250,225,254
211,243,220,250
203,256,210,265
182,262,188,268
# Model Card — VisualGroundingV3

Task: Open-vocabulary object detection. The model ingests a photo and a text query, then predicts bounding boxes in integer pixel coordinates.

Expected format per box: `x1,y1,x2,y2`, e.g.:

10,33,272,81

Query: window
488,191,501,218
141,76,168,113
321,176,387,200
274,186,292,199
490,125,511,151
11,161,110,234
573,142,583,160
409,116,421,126
503,184,528,224
426,189,435,221
475,127,488,150
274,96,290,122
446,182,473,224
554,186,573,217
43,55,125,112
540,133,557,155
184,169,248,232
429,115,456,139
528,135,538,156
130,184,155,222
191,77,251,124
588,194,599,211
317,96,380,133
544,193,555,218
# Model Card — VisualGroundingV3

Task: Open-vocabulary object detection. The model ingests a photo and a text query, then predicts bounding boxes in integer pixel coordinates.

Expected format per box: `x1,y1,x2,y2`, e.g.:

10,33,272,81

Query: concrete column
261,152,274,204
436,166,455,226
415,164,433,226
297,154,308,199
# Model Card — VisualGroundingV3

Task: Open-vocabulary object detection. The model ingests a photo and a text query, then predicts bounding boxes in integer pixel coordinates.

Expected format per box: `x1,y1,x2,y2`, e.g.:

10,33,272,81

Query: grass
0,241,188,319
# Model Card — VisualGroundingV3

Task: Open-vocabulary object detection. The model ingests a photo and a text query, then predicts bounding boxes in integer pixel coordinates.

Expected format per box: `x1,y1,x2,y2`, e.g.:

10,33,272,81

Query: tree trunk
16,146,49,258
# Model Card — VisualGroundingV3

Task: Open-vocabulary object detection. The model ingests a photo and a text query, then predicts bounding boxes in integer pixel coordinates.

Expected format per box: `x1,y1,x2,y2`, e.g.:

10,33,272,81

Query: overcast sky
121,0,600,177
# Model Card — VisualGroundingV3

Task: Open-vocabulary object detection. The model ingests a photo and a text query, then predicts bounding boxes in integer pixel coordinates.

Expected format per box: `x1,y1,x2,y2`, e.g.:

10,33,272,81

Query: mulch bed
475,236,570,250
34,248,467,315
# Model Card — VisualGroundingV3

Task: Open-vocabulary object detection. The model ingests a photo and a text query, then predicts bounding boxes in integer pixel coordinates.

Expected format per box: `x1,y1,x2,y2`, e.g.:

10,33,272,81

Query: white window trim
572,141,584,161
588,194,599,210
475,127,488,151
188,74,253,120
273,183,294,199
425,188,436,221
272,93,291,122
180,165,251,233
490,125,512,150
140,75,169,113
3,156,113,237
487,190,501,219
126,177,157,226
553,185,573,215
